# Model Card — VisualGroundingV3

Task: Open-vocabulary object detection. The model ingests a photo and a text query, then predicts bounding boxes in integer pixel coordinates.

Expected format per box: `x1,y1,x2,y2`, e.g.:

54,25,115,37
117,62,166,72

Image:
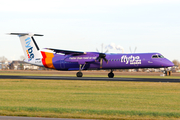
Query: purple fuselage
49,52,174,71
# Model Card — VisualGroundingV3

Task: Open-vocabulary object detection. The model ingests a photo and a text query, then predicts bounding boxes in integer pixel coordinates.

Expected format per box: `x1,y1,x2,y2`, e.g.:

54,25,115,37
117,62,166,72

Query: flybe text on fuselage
25,37,34,61
121,55,141,65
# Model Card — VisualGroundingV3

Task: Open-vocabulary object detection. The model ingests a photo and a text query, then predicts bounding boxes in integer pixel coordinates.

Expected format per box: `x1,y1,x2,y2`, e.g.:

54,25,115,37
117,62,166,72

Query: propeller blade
96,48,99,52
100,58,103,68
96,56,100,62
103,58,108,63
129,47,132,53
134,47,137,53
101,43,103,53
104,49,108,53
95,47,108,68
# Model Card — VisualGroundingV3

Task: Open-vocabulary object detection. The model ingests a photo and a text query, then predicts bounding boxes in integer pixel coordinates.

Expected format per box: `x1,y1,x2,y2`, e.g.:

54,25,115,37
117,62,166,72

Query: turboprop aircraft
9,33,174,78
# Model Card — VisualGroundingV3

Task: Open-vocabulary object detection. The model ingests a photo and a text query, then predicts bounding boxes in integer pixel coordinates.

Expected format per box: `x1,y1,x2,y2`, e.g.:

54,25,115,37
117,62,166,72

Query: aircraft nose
162,59,174,67
170,62,174,67
169,61,174,67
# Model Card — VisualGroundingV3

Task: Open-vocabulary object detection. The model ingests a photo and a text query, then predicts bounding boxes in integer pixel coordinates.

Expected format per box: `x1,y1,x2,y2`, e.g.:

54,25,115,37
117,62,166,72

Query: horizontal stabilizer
8,33,43,36
45,48,86,55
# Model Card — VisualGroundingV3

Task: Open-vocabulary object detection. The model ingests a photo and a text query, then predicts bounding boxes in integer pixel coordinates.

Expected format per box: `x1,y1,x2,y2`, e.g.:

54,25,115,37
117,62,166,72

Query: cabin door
60,60,65,69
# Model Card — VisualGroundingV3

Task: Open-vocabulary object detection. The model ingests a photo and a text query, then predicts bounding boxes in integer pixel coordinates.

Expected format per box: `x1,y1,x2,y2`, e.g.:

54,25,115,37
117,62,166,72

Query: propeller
96,44,108,68
129,46,137,53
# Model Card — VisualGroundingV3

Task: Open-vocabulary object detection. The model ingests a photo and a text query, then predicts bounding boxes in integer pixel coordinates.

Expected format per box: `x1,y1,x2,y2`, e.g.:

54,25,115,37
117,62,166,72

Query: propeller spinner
96,52,108,68
96,44,108,68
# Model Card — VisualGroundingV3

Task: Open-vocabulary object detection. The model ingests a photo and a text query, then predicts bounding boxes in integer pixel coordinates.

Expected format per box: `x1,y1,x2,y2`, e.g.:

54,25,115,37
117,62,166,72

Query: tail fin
9,33,43,61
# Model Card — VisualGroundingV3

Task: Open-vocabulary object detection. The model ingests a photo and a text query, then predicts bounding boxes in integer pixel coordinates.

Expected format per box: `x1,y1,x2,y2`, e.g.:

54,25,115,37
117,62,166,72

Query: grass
0,79,180,119
115,75,180,79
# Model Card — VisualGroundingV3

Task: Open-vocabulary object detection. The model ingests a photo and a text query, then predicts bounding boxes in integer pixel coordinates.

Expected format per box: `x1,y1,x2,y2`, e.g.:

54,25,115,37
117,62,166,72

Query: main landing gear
76,71,83,77
108,69,114,78
76,64,86,77
76,64,115,78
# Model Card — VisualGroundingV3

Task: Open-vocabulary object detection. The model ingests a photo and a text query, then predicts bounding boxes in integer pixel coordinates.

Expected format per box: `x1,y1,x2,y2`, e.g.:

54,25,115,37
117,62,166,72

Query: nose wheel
108,69,114,78
163,68,172,76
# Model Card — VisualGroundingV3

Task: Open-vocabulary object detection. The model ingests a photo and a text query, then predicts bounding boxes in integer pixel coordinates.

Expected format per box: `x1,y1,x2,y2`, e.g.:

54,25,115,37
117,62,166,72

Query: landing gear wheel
76,72,83,77
163,70,167,76
108,72,114,78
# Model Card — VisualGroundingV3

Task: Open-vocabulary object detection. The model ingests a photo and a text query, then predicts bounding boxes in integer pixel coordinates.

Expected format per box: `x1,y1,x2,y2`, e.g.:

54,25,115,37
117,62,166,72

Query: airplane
9,33,174,78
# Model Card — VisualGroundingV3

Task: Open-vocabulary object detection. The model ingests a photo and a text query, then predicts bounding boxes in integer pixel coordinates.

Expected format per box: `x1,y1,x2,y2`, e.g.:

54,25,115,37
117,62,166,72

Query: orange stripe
45,52,54,57
44,52,55,69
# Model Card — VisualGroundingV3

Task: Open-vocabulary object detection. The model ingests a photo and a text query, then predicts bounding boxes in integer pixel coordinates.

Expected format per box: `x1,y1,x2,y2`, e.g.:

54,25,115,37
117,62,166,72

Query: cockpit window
152,54,164,58
158,55,164,58
152,55,158,58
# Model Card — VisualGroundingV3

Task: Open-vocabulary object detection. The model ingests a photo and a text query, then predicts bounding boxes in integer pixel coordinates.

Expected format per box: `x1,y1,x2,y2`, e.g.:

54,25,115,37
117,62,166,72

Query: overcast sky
0,0,180,61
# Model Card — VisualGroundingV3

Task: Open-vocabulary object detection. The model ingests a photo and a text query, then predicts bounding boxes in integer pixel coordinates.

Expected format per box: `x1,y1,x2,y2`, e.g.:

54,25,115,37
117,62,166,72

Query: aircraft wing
44,48,86,55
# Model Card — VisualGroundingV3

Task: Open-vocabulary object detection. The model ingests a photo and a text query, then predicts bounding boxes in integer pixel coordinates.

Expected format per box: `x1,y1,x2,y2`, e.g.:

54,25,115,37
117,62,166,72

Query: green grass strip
0,106,180,118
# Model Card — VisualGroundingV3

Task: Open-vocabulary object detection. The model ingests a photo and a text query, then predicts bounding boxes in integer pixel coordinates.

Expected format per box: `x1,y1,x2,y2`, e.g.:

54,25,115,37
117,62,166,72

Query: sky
0,0,180,61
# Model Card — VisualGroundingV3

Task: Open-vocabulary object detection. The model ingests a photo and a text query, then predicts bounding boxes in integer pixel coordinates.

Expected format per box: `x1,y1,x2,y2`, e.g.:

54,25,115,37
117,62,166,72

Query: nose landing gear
163,68,172,76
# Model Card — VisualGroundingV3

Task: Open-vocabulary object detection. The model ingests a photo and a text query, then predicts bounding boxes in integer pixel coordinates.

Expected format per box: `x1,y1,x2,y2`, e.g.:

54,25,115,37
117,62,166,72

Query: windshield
152,54,164,58
158,55,164,58
152,55,158,58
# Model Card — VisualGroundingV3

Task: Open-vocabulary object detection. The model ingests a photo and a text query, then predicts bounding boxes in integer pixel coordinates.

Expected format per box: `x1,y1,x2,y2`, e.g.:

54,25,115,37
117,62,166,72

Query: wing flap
45,48,86,55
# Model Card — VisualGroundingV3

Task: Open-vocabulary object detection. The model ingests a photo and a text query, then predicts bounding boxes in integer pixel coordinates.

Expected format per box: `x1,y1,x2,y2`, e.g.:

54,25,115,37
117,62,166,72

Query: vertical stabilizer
9,33,43,61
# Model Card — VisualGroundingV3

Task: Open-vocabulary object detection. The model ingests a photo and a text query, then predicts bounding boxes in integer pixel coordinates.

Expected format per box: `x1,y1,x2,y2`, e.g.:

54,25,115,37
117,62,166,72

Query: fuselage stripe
44,52,55,69
41,51,48,68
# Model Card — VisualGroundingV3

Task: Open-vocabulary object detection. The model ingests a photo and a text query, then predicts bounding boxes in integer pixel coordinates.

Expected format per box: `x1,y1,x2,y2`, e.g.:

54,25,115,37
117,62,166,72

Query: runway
0,75,180,82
